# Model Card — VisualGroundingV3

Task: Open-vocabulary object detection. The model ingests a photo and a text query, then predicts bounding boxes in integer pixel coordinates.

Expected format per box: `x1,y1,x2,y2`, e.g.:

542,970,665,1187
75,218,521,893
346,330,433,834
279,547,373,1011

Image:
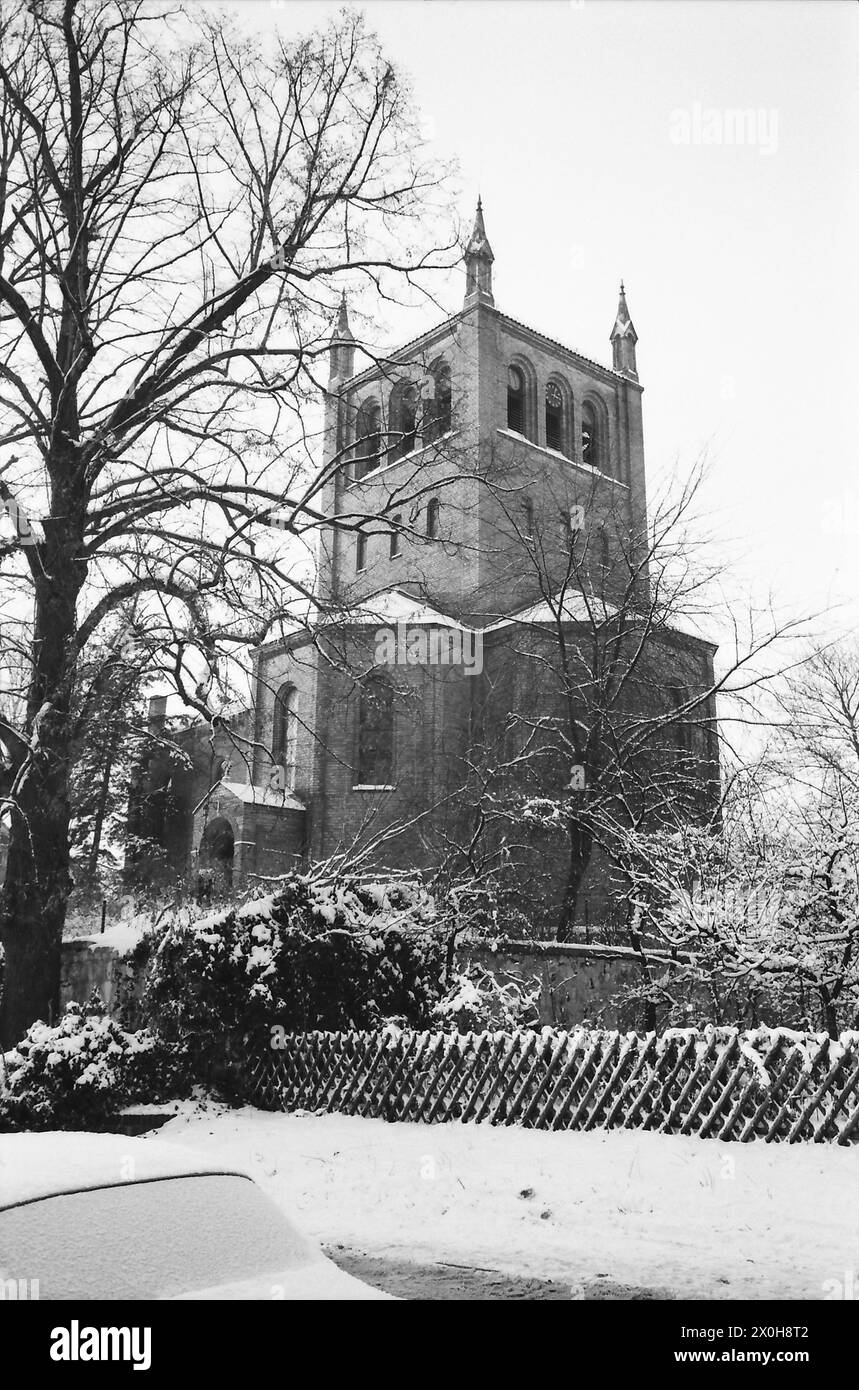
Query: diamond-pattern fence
245,1026,859,1145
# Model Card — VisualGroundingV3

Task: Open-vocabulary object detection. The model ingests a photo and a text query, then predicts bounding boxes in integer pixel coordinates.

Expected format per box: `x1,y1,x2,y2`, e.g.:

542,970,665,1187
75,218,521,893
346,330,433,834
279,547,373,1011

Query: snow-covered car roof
0,1133,251,1211
0,1132,390,1300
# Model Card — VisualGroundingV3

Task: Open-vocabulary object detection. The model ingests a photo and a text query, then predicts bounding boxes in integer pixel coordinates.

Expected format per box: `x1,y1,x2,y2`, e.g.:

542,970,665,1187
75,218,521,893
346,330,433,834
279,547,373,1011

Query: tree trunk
556,819,593,941
0,915,64,1048
0,500,84,1049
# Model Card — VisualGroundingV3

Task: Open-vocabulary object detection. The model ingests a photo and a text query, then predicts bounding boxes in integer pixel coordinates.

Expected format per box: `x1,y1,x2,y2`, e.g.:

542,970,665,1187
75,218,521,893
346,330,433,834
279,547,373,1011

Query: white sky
207,0,858,640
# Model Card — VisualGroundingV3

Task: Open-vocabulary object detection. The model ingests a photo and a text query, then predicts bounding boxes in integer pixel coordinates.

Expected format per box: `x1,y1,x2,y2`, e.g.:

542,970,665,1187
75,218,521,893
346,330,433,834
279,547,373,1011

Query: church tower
316,199,651,624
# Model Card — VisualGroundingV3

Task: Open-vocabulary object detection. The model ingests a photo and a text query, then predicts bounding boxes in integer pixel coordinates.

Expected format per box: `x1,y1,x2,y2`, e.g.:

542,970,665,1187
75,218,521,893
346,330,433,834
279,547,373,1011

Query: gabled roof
485,589,619,630
485,588,717,651
217,780,305,811
347,588,474,630
339,304,628,395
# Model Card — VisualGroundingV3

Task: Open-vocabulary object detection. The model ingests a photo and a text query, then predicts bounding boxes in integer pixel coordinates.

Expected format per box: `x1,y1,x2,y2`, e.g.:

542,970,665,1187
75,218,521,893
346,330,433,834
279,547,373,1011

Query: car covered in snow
0,1133,388,1300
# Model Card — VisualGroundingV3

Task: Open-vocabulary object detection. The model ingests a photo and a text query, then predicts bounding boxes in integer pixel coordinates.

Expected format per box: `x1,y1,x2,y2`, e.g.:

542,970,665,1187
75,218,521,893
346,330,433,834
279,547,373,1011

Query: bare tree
614,642,859,1035
430,455,812,946
0,0,458,1045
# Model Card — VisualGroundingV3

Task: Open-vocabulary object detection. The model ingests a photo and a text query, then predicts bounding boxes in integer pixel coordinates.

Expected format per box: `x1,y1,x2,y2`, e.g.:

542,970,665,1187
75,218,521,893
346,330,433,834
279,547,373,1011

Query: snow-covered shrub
433,964,541,1032
139,874,447,1074
0,993,187,1131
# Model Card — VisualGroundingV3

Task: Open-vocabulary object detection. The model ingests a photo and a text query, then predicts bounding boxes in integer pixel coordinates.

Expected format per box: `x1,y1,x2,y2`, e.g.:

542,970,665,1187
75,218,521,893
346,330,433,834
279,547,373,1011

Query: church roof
340,306,626,394
346,588,475,630
486,589,717,651
486,590,619,630
217,780,305,810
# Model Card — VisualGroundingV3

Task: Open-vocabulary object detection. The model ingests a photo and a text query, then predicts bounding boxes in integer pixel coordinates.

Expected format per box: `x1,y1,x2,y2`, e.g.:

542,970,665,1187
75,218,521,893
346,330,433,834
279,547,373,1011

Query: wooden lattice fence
246,1026,859,1144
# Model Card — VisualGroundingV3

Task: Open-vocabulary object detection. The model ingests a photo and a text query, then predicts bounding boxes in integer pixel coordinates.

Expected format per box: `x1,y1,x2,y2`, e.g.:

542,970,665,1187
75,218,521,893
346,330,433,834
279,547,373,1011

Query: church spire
610,280,638,378
464,196,494,308
328,291,355,382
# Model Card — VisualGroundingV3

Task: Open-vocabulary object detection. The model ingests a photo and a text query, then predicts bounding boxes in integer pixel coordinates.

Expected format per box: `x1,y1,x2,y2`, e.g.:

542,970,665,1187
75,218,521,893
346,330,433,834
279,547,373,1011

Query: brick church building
129,203,718,935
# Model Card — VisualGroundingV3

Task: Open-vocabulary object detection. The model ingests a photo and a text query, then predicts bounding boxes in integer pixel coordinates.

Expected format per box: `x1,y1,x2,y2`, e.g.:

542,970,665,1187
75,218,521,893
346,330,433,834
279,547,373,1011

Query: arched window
356,532,368,572
581,400,601,470
272,684,299,788
426,497,440,539
522,496,534,539
388,380,418,461
429,363,452,440
198,816,234,890
356,678,394,786
545,382,564,453
354,399,383,479
390,516,402,558
507,365,526,434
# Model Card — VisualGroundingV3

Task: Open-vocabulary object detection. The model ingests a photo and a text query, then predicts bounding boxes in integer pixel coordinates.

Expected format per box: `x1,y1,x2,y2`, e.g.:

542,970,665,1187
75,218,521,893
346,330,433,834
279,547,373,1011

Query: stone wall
60,939,142,1017
61,933,665,1032
462,939,689,1031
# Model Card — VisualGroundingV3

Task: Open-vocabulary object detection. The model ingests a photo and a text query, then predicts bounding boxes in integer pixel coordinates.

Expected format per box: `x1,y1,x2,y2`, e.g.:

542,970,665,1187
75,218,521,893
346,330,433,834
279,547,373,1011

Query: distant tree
618,641,859,1035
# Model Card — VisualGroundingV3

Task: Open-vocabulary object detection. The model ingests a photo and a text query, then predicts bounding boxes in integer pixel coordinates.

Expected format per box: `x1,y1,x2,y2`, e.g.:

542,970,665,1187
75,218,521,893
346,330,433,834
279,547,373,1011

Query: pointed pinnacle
332,291,353,341
466,196,493,262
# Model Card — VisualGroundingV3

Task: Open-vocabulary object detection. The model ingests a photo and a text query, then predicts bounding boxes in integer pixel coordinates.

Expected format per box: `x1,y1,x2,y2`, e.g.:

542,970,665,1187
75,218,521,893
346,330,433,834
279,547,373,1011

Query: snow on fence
246,1026,859,1144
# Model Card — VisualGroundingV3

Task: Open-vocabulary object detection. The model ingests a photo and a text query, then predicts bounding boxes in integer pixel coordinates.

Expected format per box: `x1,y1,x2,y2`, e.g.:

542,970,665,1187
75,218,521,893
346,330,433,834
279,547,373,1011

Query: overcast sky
207,0,858,642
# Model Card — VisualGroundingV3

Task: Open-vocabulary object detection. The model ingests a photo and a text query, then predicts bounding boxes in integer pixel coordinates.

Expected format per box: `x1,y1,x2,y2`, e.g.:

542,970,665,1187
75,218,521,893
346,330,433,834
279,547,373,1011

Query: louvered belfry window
545,382,563,452
581,401,597,468
507,365,525,434
354,400,382,478
389,381,418,461
429,365,452,440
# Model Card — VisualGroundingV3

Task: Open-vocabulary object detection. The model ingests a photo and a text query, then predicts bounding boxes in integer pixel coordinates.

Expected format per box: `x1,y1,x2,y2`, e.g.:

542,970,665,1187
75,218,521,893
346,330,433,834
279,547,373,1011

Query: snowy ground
150,1102,859,1300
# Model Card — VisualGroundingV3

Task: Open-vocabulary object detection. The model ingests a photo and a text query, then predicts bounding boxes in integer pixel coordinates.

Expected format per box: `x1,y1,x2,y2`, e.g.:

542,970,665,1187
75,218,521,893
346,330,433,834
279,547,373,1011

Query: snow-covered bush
139,874,447,1072
0,993,187,1131
433,964,541,1031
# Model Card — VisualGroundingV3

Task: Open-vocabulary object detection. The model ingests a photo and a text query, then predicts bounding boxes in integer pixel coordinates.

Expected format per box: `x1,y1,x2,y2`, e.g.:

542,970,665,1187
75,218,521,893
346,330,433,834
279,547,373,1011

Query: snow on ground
152,1102,859,1299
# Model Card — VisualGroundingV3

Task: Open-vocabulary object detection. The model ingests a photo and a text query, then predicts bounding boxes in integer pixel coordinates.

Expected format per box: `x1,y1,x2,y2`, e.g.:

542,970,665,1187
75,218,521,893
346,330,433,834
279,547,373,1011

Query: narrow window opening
390,382,418,462
356,679,394,786
272,685,299,789
429,366,452,440
507,365,525,435
581,401,598,470
355,400,383,479
545,382,563,452
668,685,692,753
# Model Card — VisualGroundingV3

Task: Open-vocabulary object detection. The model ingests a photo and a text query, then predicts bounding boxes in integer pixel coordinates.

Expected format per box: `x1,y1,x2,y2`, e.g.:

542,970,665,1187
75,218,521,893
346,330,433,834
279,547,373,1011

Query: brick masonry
128,209,718,936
